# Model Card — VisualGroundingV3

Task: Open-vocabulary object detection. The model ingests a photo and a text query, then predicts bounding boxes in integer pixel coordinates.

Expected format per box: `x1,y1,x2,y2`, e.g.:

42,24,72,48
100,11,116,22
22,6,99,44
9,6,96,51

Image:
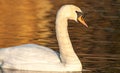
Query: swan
0,5,88,71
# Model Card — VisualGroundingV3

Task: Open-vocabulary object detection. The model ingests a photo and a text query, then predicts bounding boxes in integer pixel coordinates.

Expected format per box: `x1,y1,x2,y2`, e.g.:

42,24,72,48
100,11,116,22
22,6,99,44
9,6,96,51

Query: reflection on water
0,0,53,47
0,69,83,73
0,0,120,73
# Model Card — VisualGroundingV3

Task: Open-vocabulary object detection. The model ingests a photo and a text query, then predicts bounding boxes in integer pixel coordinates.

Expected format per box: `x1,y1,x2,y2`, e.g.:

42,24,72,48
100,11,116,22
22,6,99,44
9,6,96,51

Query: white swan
0,5,88,71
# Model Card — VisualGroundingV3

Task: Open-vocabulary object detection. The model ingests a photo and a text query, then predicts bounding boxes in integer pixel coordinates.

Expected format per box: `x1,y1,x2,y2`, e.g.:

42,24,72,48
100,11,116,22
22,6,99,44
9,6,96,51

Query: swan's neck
56,16,81,66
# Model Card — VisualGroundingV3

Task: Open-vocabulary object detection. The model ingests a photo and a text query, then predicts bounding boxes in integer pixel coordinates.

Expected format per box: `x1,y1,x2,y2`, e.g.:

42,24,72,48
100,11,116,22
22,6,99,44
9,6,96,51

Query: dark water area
0,0,120,73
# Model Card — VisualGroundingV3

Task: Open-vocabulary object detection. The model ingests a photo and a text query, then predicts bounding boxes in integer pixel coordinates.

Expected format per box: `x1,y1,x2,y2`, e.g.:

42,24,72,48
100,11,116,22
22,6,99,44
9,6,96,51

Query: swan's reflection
0,68,82,73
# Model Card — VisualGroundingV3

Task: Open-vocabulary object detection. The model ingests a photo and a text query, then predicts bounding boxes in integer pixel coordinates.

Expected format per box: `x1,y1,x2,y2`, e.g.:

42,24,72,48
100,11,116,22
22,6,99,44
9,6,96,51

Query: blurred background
0,0,120,73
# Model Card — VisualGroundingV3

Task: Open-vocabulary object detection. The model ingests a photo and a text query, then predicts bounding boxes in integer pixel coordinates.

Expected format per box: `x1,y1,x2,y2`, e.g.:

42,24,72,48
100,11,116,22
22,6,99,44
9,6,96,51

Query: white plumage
0,5,87,71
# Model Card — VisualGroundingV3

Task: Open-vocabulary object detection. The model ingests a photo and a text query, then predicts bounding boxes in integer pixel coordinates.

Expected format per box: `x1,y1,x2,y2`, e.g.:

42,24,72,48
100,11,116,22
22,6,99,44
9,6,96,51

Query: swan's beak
78,16,88,27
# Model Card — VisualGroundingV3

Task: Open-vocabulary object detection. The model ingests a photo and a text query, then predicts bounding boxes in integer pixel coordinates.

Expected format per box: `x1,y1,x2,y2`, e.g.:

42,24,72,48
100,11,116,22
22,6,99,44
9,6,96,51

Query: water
0,0,120,73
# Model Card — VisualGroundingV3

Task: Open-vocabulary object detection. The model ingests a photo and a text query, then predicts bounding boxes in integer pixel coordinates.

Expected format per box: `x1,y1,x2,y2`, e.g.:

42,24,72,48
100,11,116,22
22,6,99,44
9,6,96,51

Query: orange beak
78,16,88,27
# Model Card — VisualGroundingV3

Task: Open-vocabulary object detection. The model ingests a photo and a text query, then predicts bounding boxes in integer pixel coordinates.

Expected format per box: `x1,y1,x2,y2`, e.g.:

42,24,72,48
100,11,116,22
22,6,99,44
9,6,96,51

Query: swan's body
0,5,87,71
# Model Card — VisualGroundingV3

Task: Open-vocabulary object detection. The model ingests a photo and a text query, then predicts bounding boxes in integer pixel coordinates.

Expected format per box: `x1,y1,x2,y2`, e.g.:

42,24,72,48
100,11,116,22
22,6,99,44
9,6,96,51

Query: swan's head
57,5,88,27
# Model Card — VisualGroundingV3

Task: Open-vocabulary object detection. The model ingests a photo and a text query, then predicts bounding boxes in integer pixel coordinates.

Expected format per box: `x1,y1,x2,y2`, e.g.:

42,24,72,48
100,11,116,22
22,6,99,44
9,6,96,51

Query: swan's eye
75,11,85,20
75,11,83,17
